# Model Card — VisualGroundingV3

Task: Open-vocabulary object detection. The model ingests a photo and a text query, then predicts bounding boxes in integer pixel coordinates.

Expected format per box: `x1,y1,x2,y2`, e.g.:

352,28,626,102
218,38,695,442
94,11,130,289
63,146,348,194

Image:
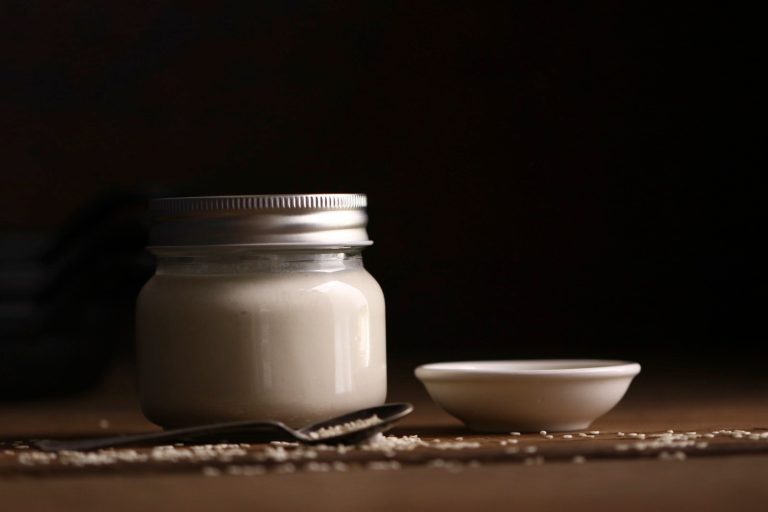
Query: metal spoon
32,403,413,452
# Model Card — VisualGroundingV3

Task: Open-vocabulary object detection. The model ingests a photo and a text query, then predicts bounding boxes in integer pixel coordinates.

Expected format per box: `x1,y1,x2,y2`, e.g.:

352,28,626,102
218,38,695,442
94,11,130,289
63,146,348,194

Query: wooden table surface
1,364,767,512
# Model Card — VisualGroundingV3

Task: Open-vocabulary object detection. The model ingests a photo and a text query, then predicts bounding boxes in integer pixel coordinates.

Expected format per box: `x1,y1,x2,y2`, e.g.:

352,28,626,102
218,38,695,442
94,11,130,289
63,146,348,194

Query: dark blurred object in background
0,192,155,399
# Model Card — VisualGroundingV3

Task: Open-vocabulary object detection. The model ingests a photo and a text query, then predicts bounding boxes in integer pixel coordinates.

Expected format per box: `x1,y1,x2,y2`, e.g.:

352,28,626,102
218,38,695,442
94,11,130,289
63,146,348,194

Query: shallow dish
415,360,641,432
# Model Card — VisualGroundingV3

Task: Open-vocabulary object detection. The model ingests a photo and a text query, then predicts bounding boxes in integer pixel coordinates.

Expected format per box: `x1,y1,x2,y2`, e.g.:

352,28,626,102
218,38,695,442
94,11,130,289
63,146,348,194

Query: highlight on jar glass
136,194,386,428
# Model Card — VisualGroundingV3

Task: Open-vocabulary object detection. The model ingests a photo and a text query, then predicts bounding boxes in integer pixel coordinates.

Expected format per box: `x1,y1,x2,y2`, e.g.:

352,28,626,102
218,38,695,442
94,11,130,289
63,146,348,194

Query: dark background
0,2,761,396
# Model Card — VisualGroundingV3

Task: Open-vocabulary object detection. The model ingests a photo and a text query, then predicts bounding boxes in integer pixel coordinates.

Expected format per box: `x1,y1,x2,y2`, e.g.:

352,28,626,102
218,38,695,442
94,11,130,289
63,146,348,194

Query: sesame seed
545,435,554,440
563,434,573,439
572,455,586,464
275,463,296,473
202,466,221,477
307,415,382,440
227,464,267,476
304,462,332,473
539,430,547,436
510,432,521,436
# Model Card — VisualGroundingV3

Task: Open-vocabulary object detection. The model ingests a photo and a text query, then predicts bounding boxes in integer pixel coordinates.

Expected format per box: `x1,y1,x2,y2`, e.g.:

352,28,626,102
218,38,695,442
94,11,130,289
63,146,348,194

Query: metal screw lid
148,194,372,250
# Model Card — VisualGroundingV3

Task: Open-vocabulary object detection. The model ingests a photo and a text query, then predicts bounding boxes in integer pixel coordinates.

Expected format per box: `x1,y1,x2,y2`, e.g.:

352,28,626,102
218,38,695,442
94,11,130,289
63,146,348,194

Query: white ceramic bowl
415,360,641,432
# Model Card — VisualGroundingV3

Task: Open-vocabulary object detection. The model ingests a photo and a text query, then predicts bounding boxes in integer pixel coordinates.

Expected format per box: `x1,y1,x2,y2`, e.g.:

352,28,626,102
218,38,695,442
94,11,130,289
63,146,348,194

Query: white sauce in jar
137,195,386,428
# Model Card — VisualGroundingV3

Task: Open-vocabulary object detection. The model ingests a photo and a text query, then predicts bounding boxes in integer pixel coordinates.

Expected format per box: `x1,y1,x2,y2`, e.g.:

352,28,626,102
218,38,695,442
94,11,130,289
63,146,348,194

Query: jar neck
155,249,365,275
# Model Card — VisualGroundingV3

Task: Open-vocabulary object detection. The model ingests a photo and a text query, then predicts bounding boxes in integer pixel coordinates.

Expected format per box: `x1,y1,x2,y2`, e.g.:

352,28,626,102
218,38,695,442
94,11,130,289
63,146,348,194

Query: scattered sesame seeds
658,451,686,461
98,419,110,430
366,460,402,471
307,415,382,440
362,434,426,454
227,464,267,476
270,441,299,447
332,461,350,472
510,432,521,436
274,462,297,473
202,466,221,477
427,458,464,472
432,440,482,450
10,425,768,477
539,430,547,436
303,461,332,473
18,451,57,466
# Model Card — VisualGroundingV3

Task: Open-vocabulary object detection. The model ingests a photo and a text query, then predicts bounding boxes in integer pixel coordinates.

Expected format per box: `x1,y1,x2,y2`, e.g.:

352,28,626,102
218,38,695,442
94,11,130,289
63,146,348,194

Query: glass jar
136,194,386,428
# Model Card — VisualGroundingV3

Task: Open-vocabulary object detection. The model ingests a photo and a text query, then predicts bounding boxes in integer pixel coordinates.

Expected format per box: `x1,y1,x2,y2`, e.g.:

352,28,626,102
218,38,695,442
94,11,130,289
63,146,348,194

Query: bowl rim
415,359,641,380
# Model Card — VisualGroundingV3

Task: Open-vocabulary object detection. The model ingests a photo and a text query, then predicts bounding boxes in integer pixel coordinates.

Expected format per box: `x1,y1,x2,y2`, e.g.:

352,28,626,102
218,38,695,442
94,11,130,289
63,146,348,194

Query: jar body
136,250,386,428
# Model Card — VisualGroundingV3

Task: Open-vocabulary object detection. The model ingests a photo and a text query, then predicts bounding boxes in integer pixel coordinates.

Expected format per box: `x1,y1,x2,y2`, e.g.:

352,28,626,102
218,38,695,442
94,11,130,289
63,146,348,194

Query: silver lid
149,194,372,250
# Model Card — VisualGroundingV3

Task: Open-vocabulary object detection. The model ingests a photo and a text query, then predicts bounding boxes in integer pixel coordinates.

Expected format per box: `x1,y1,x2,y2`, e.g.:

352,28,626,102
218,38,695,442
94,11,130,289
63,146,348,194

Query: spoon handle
32,420,292,452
